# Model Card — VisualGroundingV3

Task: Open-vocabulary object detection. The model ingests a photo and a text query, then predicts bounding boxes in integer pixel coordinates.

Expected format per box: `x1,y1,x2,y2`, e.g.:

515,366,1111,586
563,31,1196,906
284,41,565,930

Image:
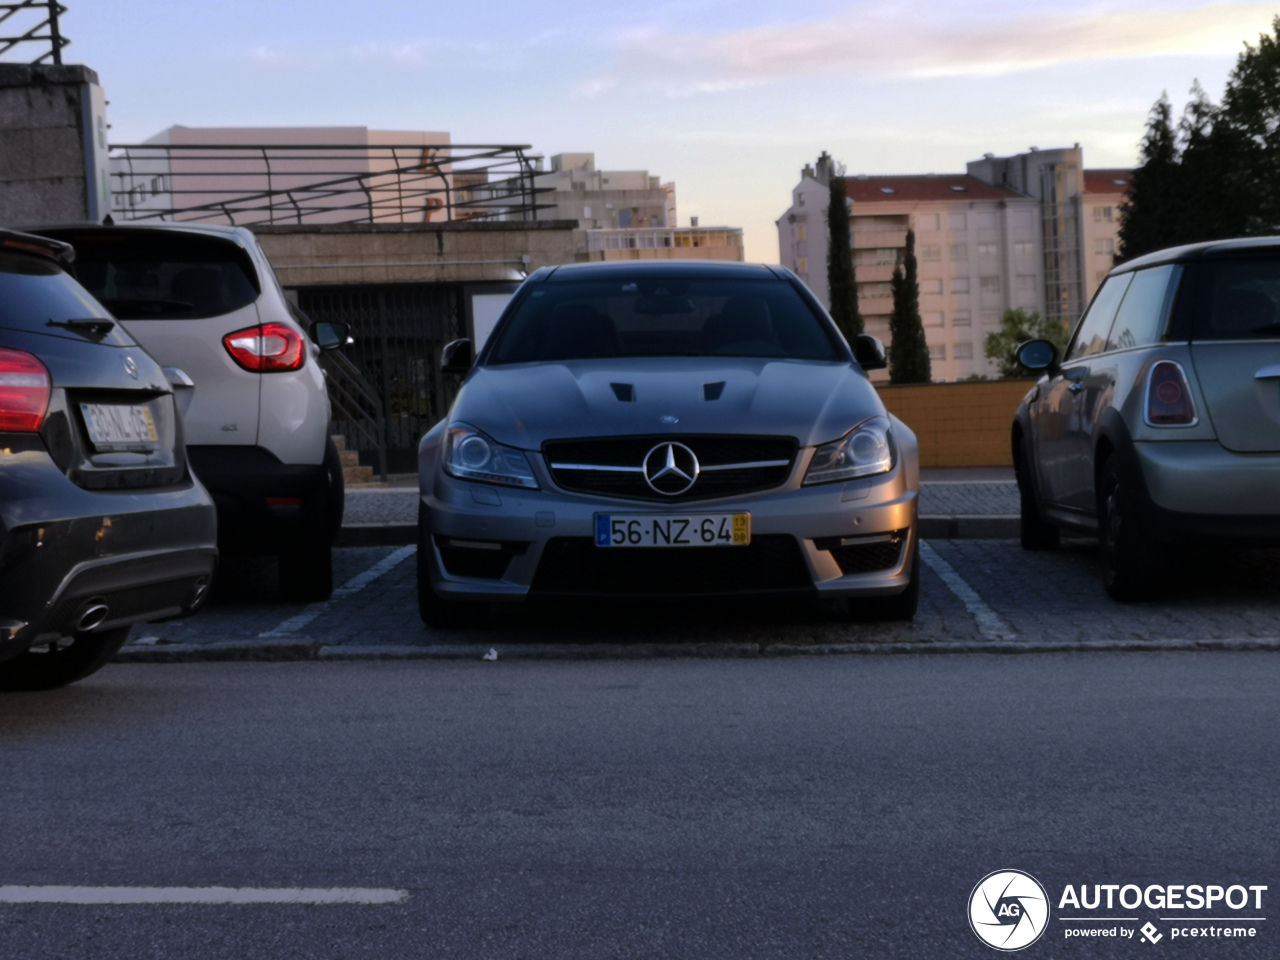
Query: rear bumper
0,445,218,657
188,445,342,554
1135,440,1280,543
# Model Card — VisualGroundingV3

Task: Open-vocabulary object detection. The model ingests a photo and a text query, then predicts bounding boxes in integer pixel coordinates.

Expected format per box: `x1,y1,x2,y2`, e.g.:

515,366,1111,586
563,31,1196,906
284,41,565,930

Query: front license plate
80,403,158,449
595,513,751,548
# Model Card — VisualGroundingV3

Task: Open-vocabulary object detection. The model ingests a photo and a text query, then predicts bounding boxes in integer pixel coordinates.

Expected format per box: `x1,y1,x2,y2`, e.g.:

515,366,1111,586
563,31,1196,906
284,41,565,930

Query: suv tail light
1146,361,1197,425
0,348,51,432
222,323,305,373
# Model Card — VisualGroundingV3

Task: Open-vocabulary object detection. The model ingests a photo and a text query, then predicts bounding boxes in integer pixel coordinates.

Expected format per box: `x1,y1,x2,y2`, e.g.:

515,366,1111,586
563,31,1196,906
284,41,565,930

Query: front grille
530,535,813,597
544,435,796,502
814,531,907,575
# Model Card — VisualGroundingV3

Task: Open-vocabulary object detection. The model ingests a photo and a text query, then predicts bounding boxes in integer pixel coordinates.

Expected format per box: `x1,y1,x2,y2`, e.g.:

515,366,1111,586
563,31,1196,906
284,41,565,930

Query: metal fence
0,1,66,64
299,284,465,475
109,142,553,226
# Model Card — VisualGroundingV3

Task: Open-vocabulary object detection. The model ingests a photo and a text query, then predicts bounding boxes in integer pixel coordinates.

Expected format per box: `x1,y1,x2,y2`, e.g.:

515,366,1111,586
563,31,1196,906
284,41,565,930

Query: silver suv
34,224,349,601
1013,237,1280,600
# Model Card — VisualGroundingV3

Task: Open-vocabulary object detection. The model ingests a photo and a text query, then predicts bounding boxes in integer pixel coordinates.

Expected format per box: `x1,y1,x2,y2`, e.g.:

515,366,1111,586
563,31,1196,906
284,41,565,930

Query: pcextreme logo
969,869,1050,951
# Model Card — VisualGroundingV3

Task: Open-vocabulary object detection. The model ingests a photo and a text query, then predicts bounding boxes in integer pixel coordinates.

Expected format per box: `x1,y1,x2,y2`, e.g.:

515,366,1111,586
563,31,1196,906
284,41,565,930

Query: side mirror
311,320,351,351
441,338,473,375
853,334,887,371
1015,339,1058,373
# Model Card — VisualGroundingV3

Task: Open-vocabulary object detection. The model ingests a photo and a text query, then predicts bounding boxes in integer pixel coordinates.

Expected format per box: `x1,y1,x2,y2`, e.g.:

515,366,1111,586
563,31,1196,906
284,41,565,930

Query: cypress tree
1117,94,1180,262
1213,16,1280,235
888,229,930,383
826,176,863,341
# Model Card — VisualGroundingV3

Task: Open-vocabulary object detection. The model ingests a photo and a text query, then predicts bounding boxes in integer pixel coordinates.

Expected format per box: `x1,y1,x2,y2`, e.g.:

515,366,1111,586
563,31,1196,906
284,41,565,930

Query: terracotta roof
1084,169,1132,195
843,174,1022,203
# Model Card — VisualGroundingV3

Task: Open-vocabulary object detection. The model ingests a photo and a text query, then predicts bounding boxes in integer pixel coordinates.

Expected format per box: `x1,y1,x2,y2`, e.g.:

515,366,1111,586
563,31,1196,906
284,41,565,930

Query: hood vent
703,381,726,401
610,382,636,402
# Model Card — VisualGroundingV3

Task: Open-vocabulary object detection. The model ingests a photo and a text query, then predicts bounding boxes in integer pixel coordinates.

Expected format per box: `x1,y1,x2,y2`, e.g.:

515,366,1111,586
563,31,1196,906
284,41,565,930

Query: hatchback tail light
222,323,305,373
0,348,51,432
1146,361,1197,425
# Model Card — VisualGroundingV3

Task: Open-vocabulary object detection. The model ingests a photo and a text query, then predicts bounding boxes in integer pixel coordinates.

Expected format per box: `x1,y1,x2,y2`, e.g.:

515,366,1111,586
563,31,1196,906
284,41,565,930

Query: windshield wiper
46,318,115,337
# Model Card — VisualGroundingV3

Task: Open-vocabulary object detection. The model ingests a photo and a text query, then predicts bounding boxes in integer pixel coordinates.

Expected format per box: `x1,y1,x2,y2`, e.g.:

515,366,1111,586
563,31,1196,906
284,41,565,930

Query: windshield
486,278,843,364
59,231,260,321
1194,257,1280,340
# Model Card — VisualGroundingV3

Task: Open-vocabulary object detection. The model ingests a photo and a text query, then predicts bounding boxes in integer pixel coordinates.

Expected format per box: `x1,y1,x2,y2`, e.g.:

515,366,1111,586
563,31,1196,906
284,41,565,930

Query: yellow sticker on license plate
595,513,751,547
80,403,158,449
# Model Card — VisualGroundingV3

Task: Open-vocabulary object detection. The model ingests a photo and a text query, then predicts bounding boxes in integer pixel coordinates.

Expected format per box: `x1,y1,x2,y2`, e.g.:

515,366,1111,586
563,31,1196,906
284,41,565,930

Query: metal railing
109,142,555,226
0,1,66,64
320,350,388,482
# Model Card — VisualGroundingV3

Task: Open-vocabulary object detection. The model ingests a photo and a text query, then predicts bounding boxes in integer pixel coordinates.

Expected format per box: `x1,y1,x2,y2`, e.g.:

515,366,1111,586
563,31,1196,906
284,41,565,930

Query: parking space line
259,545,416,638
0,886,407,905
919,541,1015,640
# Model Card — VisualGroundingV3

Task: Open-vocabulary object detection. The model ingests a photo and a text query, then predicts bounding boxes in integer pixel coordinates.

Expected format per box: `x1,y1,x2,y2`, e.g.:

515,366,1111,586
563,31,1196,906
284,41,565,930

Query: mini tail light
1146,361,1196,425
222,323,305,373
0,348,51,432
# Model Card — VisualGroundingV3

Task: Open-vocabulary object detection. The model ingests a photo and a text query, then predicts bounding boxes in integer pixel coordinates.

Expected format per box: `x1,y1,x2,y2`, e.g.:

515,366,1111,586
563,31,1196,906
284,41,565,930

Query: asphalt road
2,654,1278,958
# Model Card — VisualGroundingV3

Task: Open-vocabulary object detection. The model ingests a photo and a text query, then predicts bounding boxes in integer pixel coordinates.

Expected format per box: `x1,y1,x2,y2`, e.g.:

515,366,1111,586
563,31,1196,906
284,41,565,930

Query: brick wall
876,379,1034,467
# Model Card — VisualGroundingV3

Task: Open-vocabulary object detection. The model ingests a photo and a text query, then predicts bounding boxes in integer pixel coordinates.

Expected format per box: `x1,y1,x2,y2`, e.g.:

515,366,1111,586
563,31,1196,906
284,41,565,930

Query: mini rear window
0,252,132,345
486,279,843,364
61,232,260,321
1194,258,1280,340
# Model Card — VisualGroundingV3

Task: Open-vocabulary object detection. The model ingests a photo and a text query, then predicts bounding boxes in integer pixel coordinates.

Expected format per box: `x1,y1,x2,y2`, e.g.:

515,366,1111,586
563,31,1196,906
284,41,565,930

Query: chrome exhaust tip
75,600,110,633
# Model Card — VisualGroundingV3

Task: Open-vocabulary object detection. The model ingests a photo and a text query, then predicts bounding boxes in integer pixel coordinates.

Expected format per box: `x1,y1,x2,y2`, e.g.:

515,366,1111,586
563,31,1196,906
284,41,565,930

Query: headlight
802,416,894,485
444,423,538,489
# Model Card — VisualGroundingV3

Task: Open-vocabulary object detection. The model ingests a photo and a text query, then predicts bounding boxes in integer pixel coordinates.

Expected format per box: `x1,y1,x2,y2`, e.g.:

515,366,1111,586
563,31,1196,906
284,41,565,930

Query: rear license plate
595,513,751,547
80,403,158,450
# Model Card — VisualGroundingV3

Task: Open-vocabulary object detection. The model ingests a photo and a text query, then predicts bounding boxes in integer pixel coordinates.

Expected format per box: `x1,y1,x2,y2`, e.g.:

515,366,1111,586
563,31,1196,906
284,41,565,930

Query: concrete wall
876,379,1034,467
0,64,99,223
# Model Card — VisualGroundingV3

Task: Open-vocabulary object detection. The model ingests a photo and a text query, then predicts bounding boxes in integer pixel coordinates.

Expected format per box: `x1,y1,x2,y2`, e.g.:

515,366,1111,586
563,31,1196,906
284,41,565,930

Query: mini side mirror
853,334,887,371
1015,339,1058,373
441,338,473,375
310,320,351,351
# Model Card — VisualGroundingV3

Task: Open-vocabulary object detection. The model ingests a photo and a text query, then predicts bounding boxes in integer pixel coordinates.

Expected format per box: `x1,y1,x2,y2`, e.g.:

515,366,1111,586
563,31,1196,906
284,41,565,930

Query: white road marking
0,886,407,905
919,541,1015,640
260,545,416,638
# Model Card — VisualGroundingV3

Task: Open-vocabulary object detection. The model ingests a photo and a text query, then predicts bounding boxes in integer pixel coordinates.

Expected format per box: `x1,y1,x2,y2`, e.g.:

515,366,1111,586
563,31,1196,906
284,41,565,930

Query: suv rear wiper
47,318,116,337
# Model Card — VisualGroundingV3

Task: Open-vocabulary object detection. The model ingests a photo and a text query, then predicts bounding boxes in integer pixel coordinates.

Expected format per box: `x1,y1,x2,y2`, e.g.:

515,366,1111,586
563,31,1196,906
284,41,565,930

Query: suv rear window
1194,258,1280,340
62,231,260,321
486,279,842,364
0,252,132,345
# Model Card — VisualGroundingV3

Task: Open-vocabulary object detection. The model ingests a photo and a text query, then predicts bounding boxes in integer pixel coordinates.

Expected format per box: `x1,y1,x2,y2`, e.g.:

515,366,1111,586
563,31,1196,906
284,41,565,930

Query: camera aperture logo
969,869,1050,951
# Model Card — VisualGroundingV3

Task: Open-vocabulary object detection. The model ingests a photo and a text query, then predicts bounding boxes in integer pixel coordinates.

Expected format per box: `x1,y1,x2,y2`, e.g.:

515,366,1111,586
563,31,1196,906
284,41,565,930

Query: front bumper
1136,440,1280,543
421,463,918,602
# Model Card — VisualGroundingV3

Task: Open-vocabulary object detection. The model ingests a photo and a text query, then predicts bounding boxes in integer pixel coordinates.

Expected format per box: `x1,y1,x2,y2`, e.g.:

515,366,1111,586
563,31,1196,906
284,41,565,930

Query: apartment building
778,149,1129,381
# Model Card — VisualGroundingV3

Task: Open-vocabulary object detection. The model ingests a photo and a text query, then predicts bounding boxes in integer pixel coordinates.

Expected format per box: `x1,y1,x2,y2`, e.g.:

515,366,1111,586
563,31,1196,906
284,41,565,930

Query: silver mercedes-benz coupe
416,261,920,626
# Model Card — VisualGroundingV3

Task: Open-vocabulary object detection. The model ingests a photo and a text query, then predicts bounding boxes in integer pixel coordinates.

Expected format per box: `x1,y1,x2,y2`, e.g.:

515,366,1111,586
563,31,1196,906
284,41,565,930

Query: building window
1014,241,1034,256
797,193,805,206
858,282,893,299
921,246,942,261
1095,238,1116,256
928,344,947,361
925,312,945,327
1016,274,1036,290
952,277,970,294
921,279,943,294
1093,206,1113,222
975,212,996,229
797,257,807,275
796,224,806,242
954,342,974,360
980,276,1001,293
952,310,972,326
950,243,969,260
977,243,998,257
948,212,967,231
981,312,1000,326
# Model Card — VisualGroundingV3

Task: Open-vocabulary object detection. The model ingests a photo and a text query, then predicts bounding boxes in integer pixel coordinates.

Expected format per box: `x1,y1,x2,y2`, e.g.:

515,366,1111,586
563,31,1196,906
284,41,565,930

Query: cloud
595,1,1278,95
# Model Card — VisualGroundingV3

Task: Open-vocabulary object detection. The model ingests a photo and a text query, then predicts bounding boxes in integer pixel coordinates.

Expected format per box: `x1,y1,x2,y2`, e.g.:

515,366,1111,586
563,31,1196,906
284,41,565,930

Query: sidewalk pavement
337,467,1021,546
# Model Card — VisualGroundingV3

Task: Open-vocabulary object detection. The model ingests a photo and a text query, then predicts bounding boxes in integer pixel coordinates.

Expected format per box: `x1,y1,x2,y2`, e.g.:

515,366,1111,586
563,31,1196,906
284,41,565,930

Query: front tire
0,626,132,691
847,537,920,622
1098,454,1161,602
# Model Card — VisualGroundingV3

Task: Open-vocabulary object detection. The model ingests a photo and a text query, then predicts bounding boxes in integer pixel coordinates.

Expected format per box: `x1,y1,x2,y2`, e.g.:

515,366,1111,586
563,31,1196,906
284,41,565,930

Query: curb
114,636,1280,664
337,516,1022,548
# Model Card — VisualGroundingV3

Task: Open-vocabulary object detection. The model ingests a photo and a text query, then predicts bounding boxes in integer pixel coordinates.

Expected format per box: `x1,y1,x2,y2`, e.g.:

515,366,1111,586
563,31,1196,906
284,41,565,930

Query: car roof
25,220,258,248
0,228,75,265
542,260,782,282
1114,236,1280,273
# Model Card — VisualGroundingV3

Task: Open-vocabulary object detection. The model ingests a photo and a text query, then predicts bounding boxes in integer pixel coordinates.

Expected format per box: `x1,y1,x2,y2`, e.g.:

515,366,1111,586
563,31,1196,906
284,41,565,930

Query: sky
52,0,1280,262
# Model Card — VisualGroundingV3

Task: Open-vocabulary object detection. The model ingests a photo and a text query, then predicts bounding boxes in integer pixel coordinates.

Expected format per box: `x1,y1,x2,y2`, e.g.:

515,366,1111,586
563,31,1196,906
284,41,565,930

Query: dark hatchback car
0,230,217,689
1013,237,1280,600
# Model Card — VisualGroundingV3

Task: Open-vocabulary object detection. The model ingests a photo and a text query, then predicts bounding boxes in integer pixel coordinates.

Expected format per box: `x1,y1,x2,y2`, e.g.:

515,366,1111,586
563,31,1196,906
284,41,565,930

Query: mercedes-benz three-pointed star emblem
643,441,700,496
